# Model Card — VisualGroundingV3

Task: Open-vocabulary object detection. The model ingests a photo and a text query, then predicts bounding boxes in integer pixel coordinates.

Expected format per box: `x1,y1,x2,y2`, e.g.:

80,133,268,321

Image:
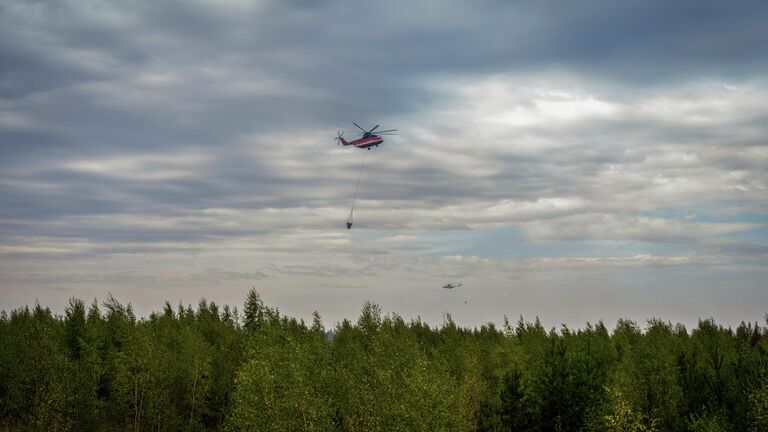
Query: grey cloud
268,263,379,278
188,268,270,282
706,242,768,258
1,0,767,326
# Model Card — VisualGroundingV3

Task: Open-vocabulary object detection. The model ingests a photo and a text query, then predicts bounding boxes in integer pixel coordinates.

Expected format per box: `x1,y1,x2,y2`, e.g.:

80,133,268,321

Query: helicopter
339,122,397,230
335,123,397,150
443,282,462,289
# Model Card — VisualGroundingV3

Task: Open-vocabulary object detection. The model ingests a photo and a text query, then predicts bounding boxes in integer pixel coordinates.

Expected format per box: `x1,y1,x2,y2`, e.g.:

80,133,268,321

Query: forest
1,289,766,432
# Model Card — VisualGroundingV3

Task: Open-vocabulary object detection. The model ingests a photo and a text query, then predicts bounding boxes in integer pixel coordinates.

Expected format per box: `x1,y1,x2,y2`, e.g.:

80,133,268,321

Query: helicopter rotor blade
369,125,380,133
374,129,397,133
352,122,366,132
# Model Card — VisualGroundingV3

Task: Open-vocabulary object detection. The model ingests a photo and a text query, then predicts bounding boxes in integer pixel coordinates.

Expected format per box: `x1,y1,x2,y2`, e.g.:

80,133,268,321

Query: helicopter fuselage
340,135,384,149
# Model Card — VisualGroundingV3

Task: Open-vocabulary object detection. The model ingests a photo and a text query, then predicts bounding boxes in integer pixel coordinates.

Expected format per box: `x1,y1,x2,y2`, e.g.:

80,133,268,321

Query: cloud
2,76,766,258
1,0,767,327
516,214,759,244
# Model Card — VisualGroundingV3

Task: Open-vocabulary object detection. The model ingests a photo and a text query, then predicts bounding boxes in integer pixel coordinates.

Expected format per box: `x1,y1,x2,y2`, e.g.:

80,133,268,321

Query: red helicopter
335,123,397,150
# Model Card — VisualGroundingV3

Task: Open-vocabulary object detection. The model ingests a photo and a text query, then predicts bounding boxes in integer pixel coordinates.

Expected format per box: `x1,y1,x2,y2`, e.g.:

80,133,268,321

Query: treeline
1,290,767,431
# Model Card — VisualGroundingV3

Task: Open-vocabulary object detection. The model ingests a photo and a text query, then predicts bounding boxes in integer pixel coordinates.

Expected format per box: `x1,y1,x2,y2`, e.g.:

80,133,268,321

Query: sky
1,0,767,330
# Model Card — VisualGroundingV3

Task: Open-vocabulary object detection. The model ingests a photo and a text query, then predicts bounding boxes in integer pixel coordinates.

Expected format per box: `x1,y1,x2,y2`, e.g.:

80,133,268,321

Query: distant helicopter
335,123,397,150
443,282,462,289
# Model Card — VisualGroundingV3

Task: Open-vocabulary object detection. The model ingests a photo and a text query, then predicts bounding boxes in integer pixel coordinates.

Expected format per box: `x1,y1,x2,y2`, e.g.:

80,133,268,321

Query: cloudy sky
1,0,767,329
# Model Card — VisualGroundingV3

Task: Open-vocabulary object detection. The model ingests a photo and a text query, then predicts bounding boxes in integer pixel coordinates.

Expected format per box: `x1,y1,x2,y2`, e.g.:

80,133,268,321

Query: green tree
497,368,536,431
609,319,684,431
227,307,333,431
748,376,768,432
243,288,266,332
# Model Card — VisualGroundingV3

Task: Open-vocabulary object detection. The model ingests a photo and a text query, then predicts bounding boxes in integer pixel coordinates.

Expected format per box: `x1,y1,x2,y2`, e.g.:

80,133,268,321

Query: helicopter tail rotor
335,131,348,146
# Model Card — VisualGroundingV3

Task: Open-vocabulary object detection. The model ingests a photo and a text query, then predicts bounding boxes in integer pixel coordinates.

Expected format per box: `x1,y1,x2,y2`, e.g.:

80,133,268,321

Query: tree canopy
0,289,766,431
